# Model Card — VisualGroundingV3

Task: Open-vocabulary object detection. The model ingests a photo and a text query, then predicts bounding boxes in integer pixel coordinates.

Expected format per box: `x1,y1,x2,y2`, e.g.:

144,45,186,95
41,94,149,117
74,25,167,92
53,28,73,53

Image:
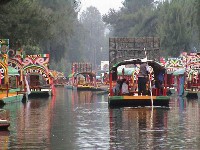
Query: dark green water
0,87,200,149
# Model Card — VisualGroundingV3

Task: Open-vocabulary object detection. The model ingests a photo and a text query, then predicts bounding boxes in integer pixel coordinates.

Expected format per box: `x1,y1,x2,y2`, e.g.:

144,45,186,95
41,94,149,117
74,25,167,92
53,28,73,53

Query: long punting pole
144,48,153,108
109,72,113,96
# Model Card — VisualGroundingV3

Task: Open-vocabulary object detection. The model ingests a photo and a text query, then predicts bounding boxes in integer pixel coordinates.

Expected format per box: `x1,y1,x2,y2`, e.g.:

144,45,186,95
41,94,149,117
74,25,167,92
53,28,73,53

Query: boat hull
0,120,10,130
77,86,101,91
76,86,107,91
185,91,199,99
28,90,51,98
108,95,170,108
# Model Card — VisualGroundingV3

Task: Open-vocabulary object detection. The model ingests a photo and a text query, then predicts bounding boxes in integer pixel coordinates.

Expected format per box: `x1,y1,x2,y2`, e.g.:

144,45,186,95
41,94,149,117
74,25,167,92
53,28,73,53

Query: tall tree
103,0,199,57
0,0,53,50
0,0,81,74
157,0,198,56
103,0,155,37
79,6,106,68
39,0,78,62
195,0,200,45
122,0,154,13
0,0,12,5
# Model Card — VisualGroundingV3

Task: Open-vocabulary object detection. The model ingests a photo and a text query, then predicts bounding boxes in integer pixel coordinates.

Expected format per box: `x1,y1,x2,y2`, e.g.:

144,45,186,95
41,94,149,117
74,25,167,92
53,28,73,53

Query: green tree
79,6,106,68
103,0,199,57
0,0,13,5
103,0,156,37
157,0,198,56
23,45,41,55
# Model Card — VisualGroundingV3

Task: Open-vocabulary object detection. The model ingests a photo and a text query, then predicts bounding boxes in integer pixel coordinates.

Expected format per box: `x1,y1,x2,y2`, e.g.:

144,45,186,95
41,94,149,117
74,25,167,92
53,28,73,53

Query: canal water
0,87,200,149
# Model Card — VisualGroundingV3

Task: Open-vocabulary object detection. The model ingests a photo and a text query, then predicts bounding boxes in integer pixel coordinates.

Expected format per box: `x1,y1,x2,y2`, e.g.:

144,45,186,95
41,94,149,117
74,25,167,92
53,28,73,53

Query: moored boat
108,59,170,108
108,37,170,108
73,72,96,90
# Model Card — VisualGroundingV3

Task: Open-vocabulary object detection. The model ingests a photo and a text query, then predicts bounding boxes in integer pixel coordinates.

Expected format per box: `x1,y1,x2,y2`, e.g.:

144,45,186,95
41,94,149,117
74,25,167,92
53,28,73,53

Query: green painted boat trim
9,88,21,93
2,94,23,104
155,96,170,100
108,96,123,100
108,96,170,101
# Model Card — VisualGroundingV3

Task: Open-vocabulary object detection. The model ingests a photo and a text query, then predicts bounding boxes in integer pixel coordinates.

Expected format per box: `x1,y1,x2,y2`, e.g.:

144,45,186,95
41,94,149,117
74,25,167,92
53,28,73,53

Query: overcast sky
79,0,124,15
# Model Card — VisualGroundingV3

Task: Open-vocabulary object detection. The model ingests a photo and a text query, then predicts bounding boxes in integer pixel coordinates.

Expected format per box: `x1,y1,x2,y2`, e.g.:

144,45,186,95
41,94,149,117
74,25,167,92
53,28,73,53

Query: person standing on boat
138,62,149,95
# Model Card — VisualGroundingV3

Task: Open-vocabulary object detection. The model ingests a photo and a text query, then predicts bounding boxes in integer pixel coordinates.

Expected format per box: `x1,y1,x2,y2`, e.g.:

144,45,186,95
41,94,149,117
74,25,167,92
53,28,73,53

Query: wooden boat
108,59,170,108
73,72,94,90
73,72,109,91
108,37,170,108
162,52,200,98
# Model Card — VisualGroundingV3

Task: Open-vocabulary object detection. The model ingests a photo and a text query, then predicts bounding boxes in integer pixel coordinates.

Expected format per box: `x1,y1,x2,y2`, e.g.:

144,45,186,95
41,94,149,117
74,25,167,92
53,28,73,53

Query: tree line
103,0,200,57
0,0,199,75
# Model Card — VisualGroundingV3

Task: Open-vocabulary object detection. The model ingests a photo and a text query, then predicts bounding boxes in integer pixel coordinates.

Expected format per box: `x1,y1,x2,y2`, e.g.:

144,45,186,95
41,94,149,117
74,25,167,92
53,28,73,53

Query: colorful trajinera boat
74,71,98,91
161,52,200,98
108,37,170,108
66,62,108,91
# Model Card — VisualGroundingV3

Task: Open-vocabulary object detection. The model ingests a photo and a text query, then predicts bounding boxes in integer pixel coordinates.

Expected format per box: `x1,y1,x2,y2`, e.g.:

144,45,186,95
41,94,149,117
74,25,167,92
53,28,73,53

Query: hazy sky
80,0,124,15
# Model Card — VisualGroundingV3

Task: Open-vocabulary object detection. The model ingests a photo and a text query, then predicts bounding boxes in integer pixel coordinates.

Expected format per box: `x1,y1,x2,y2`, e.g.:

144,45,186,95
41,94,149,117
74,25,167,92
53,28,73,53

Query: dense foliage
103,0,199,57
0,0,80,74
79,6,107,69
0,0,199,75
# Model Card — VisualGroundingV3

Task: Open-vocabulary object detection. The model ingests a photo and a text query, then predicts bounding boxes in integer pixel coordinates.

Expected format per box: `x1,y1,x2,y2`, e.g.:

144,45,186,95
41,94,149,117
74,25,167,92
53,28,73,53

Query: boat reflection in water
109,95,200,149
0,130,10,149
109,107,168,149
1,96,54,149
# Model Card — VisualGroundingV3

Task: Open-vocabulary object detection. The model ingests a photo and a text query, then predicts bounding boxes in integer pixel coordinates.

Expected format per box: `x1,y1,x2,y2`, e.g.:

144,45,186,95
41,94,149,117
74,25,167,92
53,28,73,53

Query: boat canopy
8,66,19,76
110,58,166,80
74,72,96,77
173,68,186,76
68,73,74,78
117,68,135,75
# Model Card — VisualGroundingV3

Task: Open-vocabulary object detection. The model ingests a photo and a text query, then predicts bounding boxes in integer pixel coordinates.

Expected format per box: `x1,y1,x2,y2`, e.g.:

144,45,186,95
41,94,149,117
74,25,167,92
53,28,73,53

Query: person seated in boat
122,79,130,95
155,69,165,95
138,62,150,95
113,79,121,95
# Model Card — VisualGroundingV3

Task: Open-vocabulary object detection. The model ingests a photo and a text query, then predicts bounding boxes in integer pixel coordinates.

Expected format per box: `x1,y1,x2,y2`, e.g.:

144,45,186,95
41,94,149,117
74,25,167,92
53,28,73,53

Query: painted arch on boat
23,65,50,83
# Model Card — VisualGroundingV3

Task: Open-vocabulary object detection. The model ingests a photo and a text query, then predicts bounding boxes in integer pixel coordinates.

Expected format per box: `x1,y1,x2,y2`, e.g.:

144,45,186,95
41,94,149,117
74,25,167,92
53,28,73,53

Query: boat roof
75,72,96,77
110,58,166,77
112,58,164,68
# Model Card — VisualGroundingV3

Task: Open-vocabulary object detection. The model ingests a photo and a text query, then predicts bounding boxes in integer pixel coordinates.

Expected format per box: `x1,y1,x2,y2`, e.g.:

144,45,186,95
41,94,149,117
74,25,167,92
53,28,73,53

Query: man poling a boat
142,47,153,107
138,62,150,96
108,37,170,108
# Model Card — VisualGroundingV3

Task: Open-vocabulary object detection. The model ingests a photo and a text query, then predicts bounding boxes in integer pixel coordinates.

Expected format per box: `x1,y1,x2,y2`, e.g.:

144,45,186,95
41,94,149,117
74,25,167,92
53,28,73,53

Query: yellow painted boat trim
0,92,19,100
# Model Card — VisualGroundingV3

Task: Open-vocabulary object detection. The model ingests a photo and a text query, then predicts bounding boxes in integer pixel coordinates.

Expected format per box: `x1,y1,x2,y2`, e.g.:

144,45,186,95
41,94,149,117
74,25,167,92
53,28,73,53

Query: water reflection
0,130,10,149
109,107,168,149
0,87,199,149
